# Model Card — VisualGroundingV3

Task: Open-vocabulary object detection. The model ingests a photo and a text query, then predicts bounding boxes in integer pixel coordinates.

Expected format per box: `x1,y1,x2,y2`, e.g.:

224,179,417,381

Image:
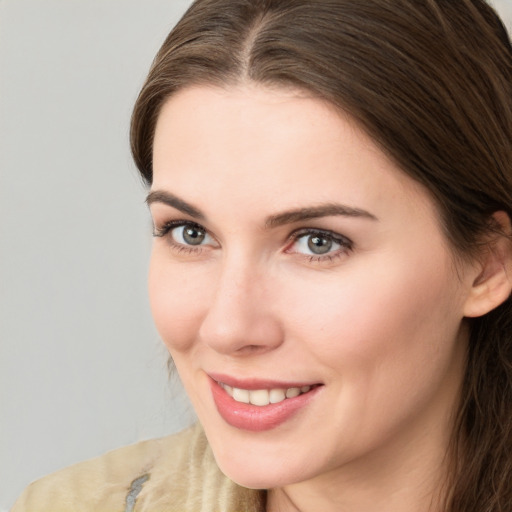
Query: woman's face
149,84,473,489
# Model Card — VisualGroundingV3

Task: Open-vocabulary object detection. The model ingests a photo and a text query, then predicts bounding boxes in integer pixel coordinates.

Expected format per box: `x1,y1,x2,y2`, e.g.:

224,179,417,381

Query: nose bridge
198,248,282,355
218,248,255,302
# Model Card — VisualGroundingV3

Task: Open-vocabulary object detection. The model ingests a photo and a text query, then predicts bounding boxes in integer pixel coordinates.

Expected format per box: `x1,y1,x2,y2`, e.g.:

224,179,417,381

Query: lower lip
210,379,322,432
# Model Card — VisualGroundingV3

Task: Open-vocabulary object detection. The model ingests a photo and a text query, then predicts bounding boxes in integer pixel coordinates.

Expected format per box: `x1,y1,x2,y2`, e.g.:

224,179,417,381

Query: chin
209,435,320,490
215,457,302,490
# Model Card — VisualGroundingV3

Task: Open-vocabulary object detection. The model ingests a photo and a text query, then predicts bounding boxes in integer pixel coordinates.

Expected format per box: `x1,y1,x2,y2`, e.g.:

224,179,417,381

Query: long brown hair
131,1,512,510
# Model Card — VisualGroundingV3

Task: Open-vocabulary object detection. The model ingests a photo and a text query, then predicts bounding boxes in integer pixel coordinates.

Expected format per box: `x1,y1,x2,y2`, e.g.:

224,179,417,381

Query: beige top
11,424,265,512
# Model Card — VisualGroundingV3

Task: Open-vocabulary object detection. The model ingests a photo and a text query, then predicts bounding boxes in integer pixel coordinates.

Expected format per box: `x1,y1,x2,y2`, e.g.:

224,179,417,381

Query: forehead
151,84,435,225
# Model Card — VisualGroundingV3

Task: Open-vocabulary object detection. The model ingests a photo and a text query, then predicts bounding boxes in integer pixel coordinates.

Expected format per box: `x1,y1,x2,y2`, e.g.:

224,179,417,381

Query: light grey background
0,1,194,509
1,0,512,509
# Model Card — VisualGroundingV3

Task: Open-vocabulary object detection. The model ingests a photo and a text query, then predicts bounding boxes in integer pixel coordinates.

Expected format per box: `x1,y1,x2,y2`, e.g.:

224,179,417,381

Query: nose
197,255,283,356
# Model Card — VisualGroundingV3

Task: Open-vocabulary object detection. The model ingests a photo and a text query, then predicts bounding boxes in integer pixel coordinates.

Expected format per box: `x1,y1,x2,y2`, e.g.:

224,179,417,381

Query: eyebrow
266,204,378,228
146,190,205,220
146,190,378,227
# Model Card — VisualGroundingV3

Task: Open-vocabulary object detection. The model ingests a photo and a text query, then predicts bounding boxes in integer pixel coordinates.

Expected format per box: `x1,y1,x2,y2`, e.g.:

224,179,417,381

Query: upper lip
208,372,322,390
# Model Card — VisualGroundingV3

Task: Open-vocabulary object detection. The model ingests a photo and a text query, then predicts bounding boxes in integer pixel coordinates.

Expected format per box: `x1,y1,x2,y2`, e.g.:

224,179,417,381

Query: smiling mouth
218,382,320,406
210,377,323,430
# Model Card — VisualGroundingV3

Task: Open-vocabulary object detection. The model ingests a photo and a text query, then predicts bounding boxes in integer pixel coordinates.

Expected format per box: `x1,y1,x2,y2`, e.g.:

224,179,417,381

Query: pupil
308,235,332,255
183,226,205,245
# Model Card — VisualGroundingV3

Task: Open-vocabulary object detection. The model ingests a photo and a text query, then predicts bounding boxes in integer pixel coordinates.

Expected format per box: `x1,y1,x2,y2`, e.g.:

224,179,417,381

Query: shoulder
11,424,264,512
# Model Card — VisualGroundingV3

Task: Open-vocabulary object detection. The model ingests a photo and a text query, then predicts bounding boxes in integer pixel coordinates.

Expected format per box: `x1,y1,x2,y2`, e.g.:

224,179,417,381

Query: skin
148,84,495,512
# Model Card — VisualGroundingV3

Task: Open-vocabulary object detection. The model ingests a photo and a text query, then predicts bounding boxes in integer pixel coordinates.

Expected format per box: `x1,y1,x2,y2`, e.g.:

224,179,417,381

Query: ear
464,211,512,318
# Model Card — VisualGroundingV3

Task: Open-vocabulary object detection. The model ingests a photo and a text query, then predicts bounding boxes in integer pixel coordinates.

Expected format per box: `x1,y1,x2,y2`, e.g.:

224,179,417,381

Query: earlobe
464,211,512,318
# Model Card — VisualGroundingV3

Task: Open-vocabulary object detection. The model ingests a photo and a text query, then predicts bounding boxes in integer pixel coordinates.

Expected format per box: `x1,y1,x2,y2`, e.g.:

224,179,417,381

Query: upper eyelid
153,219,206,231
153,220,217,246
289,227,353,244
152,218,353,247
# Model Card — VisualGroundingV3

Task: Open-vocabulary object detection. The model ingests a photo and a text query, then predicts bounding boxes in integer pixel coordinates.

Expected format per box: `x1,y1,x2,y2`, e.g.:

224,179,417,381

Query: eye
300,234,338,255
288,229,352,260
153,221,216,248
172,224,211,246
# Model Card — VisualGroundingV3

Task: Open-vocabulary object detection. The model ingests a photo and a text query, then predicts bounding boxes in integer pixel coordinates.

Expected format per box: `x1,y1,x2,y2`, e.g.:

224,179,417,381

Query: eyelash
153,220,198,238
153,220,209,255
152,220,353,262
286,228,353,263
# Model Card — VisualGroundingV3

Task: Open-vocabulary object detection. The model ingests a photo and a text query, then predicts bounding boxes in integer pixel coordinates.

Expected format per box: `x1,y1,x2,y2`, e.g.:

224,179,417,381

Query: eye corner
151,219,219,255
285,228,353,264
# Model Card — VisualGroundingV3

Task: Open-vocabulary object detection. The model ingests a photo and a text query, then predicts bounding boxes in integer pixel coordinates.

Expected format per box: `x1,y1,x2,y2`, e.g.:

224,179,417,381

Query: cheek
277,253,466,447
280,251,463,375
148,252,212,353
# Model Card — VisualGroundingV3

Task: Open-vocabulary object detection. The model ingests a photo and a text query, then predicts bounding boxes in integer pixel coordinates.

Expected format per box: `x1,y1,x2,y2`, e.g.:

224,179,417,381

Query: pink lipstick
209,375,322,431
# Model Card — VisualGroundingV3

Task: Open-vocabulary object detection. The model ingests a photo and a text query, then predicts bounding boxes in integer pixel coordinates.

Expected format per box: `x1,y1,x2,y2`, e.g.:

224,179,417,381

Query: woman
12,0,512,511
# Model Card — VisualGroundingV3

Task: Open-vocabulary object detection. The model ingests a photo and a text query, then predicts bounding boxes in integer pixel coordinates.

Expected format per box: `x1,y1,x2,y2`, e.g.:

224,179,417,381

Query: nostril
236,344,269,355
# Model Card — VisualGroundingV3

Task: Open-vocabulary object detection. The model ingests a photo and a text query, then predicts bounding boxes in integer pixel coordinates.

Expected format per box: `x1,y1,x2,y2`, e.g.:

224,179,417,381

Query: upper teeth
220,383,312,406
